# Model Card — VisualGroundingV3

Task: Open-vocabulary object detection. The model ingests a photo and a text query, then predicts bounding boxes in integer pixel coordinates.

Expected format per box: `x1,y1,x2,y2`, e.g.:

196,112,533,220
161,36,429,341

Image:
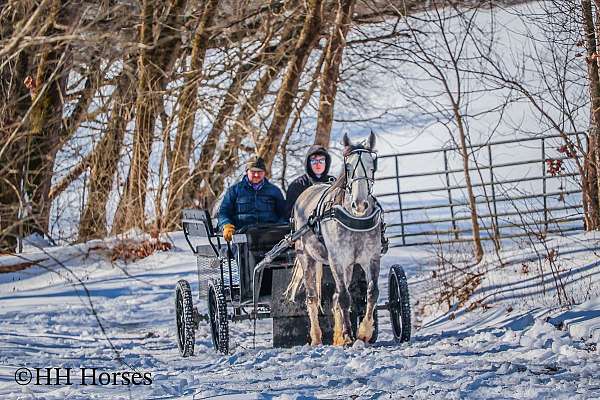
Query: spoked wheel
175,279,196,357
208,279,229,354
388,264,411,343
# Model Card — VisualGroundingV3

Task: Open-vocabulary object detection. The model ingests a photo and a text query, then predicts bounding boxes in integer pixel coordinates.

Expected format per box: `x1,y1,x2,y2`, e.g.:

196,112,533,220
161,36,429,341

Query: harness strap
320,205,382,232
309,184,337,244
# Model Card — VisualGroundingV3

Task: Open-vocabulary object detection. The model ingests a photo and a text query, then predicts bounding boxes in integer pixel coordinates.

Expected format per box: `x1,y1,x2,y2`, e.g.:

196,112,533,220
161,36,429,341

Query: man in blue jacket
218,156,287,242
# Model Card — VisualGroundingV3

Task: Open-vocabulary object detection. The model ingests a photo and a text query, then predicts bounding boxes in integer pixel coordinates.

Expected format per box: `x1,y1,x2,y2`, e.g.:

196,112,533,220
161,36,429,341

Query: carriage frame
174,208,411,356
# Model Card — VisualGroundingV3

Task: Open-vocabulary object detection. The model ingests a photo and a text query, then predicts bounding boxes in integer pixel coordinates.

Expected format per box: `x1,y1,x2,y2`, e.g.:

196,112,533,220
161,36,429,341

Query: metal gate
374,133,587,247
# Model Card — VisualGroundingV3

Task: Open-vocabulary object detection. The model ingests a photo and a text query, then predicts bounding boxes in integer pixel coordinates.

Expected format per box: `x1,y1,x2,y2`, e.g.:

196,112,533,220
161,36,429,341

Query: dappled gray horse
285,133,381,346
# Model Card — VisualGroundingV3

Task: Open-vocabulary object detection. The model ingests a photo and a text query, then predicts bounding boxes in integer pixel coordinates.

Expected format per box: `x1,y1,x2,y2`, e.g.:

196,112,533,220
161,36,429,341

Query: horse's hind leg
331,264,354,346
358,258,380,343
302,254,322,346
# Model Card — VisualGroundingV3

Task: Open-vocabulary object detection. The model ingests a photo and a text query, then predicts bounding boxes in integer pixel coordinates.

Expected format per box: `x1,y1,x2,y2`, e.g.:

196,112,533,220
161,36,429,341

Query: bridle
344,148,378,195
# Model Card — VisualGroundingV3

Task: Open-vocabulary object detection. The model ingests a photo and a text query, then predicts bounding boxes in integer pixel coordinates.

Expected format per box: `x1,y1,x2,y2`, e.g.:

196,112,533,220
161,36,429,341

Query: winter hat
246,155,266,172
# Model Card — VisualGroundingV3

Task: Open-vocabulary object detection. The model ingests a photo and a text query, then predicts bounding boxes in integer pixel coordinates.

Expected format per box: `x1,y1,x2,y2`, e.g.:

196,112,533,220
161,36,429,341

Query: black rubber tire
175,279,196,357
388,264,411,343
208,279,229,354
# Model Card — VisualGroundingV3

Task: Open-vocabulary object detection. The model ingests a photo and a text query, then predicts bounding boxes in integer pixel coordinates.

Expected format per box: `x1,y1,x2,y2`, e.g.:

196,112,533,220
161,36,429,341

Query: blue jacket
218,176,287,230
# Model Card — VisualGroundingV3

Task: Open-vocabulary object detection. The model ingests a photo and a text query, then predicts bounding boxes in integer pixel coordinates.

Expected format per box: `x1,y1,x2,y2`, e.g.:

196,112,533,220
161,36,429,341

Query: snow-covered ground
1,232,599,399
4,1,598,398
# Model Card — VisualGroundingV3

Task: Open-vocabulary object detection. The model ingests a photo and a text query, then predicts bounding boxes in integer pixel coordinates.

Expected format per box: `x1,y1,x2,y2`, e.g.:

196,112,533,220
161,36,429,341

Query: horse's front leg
302,255,322,346
331,265,354,346
358,257,380,343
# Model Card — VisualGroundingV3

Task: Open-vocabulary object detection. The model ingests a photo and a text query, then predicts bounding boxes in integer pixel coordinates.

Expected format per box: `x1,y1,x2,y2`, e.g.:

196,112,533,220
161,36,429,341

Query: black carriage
175,208,411,356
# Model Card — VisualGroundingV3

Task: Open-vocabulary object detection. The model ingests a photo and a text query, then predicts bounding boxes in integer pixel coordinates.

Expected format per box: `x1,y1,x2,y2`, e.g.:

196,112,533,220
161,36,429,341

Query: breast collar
320,204,382,232
308,185,383,239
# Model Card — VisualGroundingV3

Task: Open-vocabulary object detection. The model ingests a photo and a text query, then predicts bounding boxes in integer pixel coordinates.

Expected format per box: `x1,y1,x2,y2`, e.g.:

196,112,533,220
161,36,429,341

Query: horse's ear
368,130,376,150
342,133,351,148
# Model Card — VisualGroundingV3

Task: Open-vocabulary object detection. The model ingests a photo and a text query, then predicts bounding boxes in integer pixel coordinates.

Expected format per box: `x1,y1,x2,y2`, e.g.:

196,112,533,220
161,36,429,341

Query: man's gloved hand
223,224,235,242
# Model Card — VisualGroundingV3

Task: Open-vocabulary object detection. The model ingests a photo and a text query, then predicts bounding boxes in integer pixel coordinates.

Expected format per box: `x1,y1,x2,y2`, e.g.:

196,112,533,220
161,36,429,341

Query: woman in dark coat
285,145,335,219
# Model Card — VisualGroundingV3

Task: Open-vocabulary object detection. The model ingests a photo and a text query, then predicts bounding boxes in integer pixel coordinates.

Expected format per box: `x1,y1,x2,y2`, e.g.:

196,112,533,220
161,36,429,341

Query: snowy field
1,232,599,399
4,1,598,398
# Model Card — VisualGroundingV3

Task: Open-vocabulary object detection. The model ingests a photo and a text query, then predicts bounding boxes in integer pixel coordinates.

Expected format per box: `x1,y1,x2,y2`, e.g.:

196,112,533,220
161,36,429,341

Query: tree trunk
0,84,30,252
48,56,104,203
112,0,186,234
581,0,600,230
200,33,299,210
189,21,302,210
24,0,69,237
281,48,327,188
314,0,355,147
78,64,136,241
455,107,484,263
164,0,220,230
0,4,37,252
111,0,155,234
257,0,323,172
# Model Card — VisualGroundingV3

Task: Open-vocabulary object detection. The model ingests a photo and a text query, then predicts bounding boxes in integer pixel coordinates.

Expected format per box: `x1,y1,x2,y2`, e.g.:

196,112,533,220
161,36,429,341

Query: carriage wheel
175,279,196,357
208,279,229,354
388,264,411,343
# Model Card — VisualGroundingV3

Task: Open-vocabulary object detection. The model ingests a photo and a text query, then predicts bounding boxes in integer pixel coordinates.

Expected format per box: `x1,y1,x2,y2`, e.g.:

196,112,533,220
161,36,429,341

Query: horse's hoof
334,333,353,347
310,328,322,346
343,335,354,347
357,320,374,343
357,334,371,343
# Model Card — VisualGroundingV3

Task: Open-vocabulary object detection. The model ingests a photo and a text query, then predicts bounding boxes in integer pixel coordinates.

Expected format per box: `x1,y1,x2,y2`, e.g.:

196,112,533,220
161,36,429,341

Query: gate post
443,150,458,239
541,138,548,233
487,144,500,239
394,156,406,245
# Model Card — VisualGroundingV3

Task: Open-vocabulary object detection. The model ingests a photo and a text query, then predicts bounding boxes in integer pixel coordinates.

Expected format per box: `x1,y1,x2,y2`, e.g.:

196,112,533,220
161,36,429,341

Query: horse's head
342,132,377,217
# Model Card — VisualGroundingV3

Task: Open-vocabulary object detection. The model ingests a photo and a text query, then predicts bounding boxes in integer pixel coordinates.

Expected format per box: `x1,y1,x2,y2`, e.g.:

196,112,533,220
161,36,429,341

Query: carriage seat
237,224,290,252
233,223,293,303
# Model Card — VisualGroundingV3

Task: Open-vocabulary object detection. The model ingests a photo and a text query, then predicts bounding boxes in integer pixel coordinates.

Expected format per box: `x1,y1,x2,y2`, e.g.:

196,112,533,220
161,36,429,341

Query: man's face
309,155,327,175
247,169,265,184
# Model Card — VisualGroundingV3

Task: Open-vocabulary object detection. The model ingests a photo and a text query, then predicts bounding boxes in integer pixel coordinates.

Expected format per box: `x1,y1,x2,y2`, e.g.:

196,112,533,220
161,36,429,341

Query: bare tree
199,33,298,209
257,0,324,172
164,0,220,230
180,8,302,220
314,0,356,147
469,1,597,231
112,0,187,234
78,60,137,241
580,0,600,229
392,3,486,262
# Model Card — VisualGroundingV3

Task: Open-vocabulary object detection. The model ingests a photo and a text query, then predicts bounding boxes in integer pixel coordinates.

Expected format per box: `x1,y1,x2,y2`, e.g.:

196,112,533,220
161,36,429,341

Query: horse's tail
284,256,304,301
